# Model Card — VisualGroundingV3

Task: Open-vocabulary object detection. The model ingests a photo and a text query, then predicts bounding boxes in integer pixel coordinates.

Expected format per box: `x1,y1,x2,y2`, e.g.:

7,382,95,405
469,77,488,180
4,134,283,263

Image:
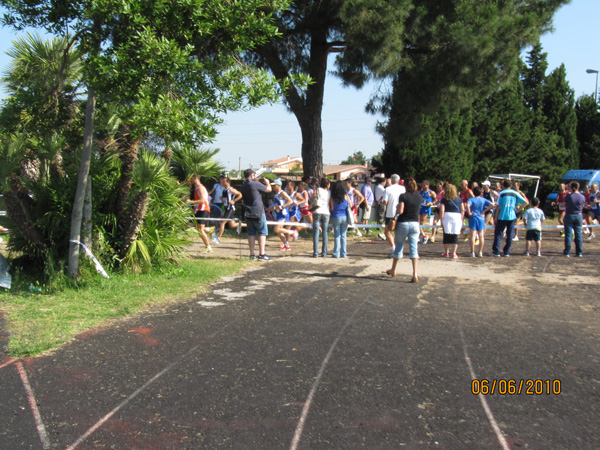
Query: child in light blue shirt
523,197,545,256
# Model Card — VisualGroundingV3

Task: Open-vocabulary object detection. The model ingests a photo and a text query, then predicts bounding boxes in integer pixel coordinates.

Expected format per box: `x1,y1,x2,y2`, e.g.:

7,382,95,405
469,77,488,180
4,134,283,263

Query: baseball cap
273,179,282,185
482,180,491,186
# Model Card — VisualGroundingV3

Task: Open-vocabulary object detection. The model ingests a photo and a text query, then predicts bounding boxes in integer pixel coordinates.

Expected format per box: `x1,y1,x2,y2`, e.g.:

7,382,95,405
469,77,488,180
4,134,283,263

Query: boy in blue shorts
523,197,545,256
466,187,493,257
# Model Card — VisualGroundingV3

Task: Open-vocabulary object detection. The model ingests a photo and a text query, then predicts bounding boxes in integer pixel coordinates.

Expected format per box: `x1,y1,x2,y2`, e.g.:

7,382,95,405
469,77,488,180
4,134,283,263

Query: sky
0,0,599,171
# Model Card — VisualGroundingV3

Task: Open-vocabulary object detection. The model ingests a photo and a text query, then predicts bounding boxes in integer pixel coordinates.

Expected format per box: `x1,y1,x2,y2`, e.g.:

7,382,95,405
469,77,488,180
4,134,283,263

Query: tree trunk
298,115,324,179
3,176,47,252
114,125,144,221
119,190,149,259
258,26,329,179
81,175,92,250
68,87,96,279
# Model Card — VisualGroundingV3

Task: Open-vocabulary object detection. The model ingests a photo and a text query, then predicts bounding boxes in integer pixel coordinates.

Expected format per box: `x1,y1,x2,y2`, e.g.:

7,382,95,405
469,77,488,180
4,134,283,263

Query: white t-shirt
524,207,545,230
384,184,406,218
374,184,386,202
314,188,331,215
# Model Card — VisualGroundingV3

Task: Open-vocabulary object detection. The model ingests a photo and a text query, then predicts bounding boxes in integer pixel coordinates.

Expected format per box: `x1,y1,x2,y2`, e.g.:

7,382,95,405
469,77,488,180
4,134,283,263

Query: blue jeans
312,213,330,256
492,219,515,255
563,213,583,256
332,215,348,258
393,221,420,259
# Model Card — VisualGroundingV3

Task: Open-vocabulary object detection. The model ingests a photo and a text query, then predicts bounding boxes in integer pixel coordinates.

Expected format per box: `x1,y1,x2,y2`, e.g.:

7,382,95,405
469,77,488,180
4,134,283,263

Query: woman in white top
312,178,331,257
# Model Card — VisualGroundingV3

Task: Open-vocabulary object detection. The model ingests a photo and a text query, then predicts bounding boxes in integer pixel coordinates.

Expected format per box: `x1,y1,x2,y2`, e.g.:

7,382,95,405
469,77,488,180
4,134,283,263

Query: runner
552,183,567,237
295,181,313,225
344,179,365,237
459,179,474,242
587,183,599,239
187,175,213,253
418,180,436,244
430,181,445,243
213,177,243,244
268,179,295,251
284,180,301,240
512,181,528,241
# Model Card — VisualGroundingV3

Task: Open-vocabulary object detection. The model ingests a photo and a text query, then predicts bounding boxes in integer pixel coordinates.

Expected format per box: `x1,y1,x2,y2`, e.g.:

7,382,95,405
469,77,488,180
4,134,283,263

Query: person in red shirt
187,175,213,253
551,183,567,237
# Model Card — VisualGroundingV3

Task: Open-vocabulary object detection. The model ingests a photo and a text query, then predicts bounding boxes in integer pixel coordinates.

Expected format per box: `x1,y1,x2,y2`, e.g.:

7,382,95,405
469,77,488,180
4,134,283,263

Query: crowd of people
186,169,598,280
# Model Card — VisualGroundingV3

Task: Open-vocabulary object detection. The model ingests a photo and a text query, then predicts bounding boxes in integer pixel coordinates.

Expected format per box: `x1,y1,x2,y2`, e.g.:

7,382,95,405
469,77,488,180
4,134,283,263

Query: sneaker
563,251,570,257
477,252,483,257
257,254,272,261
378,233,386,241
355,230,362,237
588,233,596,240
470,252,475,257
463,235,470,242
536,251,542,257
577,253,583,257
523,251,530,256
292,229,299,241
452,254,459,259
490,252,501,257
205,226,215,235
502,253,510,257
441,252,449,257
250,254,257,261
560,231,565,237
422,235,429,244
212,236,221,244
279,244,291,251
584,228,590,235
201,246,213,253
430,236,436,243
512,235,519,241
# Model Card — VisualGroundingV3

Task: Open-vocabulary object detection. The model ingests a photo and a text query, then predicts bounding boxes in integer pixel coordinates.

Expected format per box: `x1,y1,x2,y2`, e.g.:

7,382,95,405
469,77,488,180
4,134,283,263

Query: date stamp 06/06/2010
471,379,561,396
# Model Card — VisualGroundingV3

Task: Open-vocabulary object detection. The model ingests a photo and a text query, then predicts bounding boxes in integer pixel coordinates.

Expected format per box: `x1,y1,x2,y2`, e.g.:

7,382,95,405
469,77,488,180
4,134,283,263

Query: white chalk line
17,361,52,450
459,329,511,450
65,343,200,450
289,300,366,450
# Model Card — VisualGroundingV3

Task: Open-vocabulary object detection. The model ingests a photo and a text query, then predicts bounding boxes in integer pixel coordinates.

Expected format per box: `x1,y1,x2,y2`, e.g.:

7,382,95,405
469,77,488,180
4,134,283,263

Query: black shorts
443,233,459,244
223,208,235,220
525,230,541,242
195,210,210,219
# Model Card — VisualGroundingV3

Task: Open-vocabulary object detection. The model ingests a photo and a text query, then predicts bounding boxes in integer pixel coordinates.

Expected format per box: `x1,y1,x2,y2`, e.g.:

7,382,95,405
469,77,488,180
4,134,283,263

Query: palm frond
171,144,224,181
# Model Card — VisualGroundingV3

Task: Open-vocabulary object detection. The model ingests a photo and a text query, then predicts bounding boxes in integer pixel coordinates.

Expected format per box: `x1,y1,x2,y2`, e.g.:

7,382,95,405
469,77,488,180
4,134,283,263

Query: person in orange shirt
187,174,213,253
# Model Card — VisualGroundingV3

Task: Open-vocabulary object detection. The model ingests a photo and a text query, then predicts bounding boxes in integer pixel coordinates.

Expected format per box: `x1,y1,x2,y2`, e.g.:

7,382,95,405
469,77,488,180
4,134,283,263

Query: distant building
323,164,371,181
261,156,303,175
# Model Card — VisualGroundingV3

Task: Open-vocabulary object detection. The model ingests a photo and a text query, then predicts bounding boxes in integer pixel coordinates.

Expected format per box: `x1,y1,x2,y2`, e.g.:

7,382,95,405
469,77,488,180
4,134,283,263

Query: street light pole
586,69,599,102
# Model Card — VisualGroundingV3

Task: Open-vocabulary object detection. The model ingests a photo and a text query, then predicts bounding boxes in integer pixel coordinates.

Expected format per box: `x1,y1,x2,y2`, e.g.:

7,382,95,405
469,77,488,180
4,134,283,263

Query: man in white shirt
383,174,406,255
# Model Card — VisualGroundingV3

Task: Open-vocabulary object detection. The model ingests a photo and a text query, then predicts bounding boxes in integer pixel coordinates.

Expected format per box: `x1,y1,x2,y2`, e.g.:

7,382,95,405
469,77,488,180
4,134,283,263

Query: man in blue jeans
562,181,585,257
492,179,528,257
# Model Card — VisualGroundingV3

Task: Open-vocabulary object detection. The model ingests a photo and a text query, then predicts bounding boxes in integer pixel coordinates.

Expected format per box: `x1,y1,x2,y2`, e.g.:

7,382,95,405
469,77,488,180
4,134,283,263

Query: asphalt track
1,236,599,449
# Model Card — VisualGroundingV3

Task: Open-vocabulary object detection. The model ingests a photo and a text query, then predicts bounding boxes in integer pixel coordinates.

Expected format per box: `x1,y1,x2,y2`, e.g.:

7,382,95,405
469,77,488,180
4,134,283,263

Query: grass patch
0,257,247,357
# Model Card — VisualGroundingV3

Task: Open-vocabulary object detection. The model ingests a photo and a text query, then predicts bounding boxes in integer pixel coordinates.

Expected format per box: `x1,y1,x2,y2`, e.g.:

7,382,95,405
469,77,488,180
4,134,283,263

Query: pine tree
575,95,600,169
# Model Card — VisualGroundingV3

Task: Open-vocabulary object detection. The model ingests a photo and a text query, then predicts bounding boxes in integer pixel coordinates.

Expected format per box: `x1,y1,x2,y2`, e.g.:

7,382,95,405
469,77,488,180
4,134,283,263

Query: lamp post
586,69,599,102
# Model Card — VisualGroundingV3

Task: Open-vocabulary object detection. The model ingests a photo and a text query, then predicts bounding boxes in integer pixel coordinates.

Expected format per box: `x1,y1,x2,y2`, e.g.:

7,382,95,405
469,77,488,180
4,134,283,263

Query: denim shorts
393,221,420,259
246,213,268,236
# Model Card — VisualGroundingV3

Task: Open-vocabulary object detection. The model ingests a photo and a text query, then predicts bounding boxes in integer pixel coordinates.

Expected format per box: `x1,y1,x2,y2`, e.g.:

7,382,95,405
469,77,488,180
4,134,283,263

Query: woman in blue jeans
311,178,331,257
387,177,422,282
329,180,351,258
562,181,585,257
